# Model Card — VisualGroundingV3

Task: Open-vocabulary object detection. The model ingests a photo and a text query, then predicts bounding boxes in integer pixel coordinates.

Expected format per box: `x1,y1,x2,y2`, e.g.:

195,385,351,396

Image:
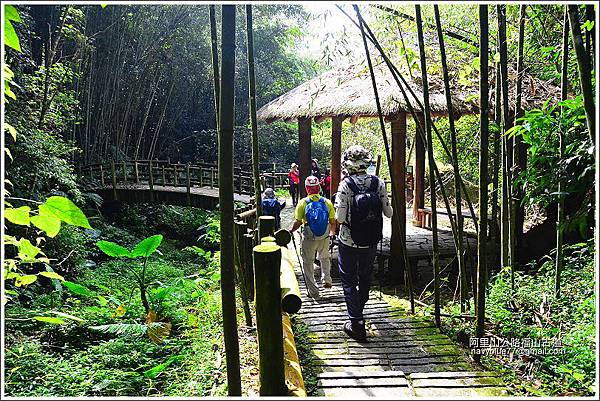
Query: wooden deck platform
292,276,507,397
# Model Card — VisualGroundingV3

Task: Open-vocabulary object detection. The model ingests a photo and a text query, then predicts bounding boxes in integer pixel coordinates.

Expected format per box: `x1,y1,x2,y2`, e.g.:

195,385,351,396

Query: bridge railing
79,160,291,196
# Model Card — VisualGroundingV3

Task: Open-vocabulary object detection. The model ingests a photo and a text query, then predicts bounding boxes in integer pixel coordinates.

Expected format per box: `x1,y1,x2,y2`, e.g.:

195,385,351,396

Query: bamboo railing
233,215,305,396
79,160,290,196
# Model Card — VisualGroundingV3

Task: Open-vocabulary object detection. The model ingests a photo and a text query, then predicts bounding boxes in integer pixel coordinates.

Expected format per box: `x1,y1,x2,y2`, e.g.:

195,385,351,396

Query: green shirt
294,194,335,224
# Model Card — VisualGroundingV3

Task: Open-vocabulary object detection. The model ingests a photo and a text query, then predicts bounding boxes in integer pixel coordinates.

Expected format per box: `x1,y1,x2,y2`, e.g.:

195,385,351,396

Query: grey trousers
301,236,332,298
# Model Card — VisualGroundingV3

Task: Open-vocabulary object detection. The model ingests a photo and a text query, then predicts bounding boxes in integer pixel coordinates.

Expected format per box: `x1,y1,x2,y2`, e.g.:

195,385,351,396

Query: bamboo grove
117,3,599,393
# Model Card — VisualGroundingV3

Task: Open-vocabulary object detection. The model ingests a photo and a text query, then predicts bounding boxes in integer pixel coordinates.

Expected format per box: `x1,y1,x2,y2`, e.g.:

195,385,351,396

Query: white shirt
334,174,393,248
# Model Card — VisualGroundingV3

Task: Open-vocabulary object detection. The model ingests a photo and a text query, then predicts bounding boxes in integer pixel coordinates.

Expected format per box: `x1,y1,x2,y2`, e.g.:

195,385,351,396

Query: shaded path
280,196,507,397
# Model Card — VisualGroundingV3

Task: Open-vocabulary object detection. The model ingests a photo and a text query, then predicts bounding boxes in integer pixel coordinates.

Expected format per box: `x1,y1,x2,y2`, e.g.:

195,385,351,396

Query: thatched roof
257,62,561,123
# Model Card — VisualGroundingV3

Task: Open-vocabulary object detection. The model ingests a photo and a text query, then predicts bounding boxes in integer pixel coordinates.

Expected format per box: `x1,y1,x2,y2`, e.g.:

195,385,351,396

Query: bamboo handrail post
235,221,253,326
100,164,105,186
122,161,127,183
199,166,204,187
174,165,179,186
210,167,215,188
244,232,255,299
253,241,286,395
110,160,117,200
162,165,166,185
134,161,140,183
186,164,191,205
149,160,154,202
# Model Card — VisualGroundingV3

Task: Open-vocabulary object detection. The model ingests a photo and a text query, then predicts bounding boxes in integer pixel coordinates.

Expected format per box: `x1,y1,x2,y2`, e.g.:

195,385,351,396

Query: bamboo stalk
556,7,569,299
568,5,595,144
475,4,490,365
209,5,220,130
434,5,468,312
246,5,263,219
218,5,241,395
354,5,414,313
497,4,513,290
415,5,440,327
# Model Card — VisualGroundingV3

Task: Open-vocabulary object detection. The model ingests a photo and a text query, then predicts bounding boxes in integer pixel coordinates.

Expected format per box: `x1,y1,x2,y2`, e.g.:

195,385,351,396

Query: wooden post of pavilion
412,113,426,225
331,117,343,197
298,117,312,197
390,112,407,281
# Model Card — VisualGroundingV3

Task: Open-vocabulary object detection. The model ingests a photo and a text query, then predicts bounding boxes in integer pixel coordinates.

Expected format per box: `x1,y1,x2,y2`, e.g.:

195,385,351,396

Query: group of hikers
260,145,392,342
287,159,331,206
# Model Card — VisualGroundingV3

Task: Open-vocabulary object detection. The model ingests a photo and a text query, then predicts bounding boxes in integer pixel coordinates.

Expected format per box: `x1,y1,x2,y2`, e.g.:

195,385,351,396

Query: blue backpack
262,198,280,217
304,197,329,237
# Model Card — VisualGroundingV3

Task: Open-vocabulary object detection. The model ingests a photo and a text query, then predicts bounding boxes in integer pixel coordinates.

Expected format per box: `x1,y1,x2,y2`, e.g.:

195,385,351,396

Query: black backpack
344,175,383,246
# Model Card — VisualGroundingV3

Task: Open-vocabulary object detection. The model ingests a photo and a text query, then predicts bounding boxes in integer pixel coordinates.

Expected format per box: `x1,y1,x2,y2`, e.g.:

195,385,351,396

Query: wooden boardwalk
292,261,507,397
95,184,251,208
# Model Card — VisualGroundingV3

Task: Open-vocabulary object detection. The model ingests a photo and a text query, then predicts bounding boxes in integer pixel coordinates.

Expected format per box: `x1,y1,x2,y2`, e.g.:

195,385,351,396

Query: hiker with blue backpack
334,145,393,342
288,176,336,300
261,187,286,230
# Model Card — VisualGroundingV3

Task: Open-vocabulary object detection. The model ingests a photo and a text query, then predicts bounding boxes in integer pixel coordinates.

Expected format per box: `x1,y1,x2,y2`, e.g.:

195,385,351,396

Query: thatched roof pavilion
257,62,560,123
257,62,560,272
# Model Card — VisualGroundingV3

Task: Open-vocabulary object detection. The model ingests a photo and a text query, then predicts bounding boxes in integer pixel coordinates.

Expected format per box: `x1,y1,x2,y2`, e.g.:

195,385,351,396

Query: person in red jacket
288,163,300,206
321,168,331,199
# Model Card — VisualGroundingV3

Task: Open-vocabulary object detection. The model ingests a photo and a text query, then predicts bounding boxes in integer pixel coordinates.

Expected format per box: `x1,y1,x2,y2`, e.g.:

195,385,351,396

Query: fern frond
89,323,148,337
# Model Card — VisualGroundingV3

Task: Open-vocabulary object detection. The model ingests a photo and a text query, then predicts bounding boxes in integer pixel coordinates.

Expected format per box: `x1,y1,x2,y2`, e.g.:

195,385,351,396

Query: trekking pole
291,232,309,296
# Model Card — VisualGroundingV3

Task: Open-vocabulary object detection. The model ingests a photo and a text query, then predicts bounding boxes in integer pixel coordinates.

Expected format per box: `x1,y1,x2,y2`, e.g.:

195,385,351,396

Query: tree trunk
568,5,596,144
555,7,569,299
475,4,489,365
415,5,441,327
246,5,263,219
218,5,241,396
434,5,468,312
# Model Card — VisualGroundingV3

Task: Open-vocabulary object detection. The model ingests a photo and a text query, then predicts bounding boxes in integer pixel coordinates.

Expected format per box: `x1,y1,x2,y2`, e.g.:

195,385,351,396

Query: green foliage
486,241,595,395
441,241,595,396
508,97,593,236
4,196,91,306
4,5,22,52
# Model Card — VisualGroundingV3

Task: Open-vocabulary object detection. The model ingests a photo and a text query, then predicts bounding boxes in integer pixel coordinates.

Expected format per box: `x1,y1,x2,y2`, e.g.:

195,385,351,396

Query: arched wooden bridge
79,160,290,208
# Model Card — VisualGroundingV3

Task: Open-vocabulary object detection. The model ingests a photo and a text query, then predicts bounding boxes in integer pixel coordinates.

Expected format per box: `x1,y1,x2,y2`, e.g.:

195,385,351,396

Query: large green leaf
143,355,182,379
15,274,37,287
97,240,131,258
43,196,91,229
34,316,65,325
51,311,85,322
31,213,61,237
17,238,41,260
63,281,96,297
5,5,22,22
4,206,30,226
131,234,163,258
4,18,21,52
39,271,65,281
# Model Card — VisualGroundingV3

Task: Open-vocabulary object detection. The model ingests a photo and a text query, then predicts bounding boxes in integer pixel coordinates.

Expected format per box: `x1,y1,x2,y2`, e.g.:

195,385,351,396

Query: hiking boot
323,282,333,289
343,320,367,342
